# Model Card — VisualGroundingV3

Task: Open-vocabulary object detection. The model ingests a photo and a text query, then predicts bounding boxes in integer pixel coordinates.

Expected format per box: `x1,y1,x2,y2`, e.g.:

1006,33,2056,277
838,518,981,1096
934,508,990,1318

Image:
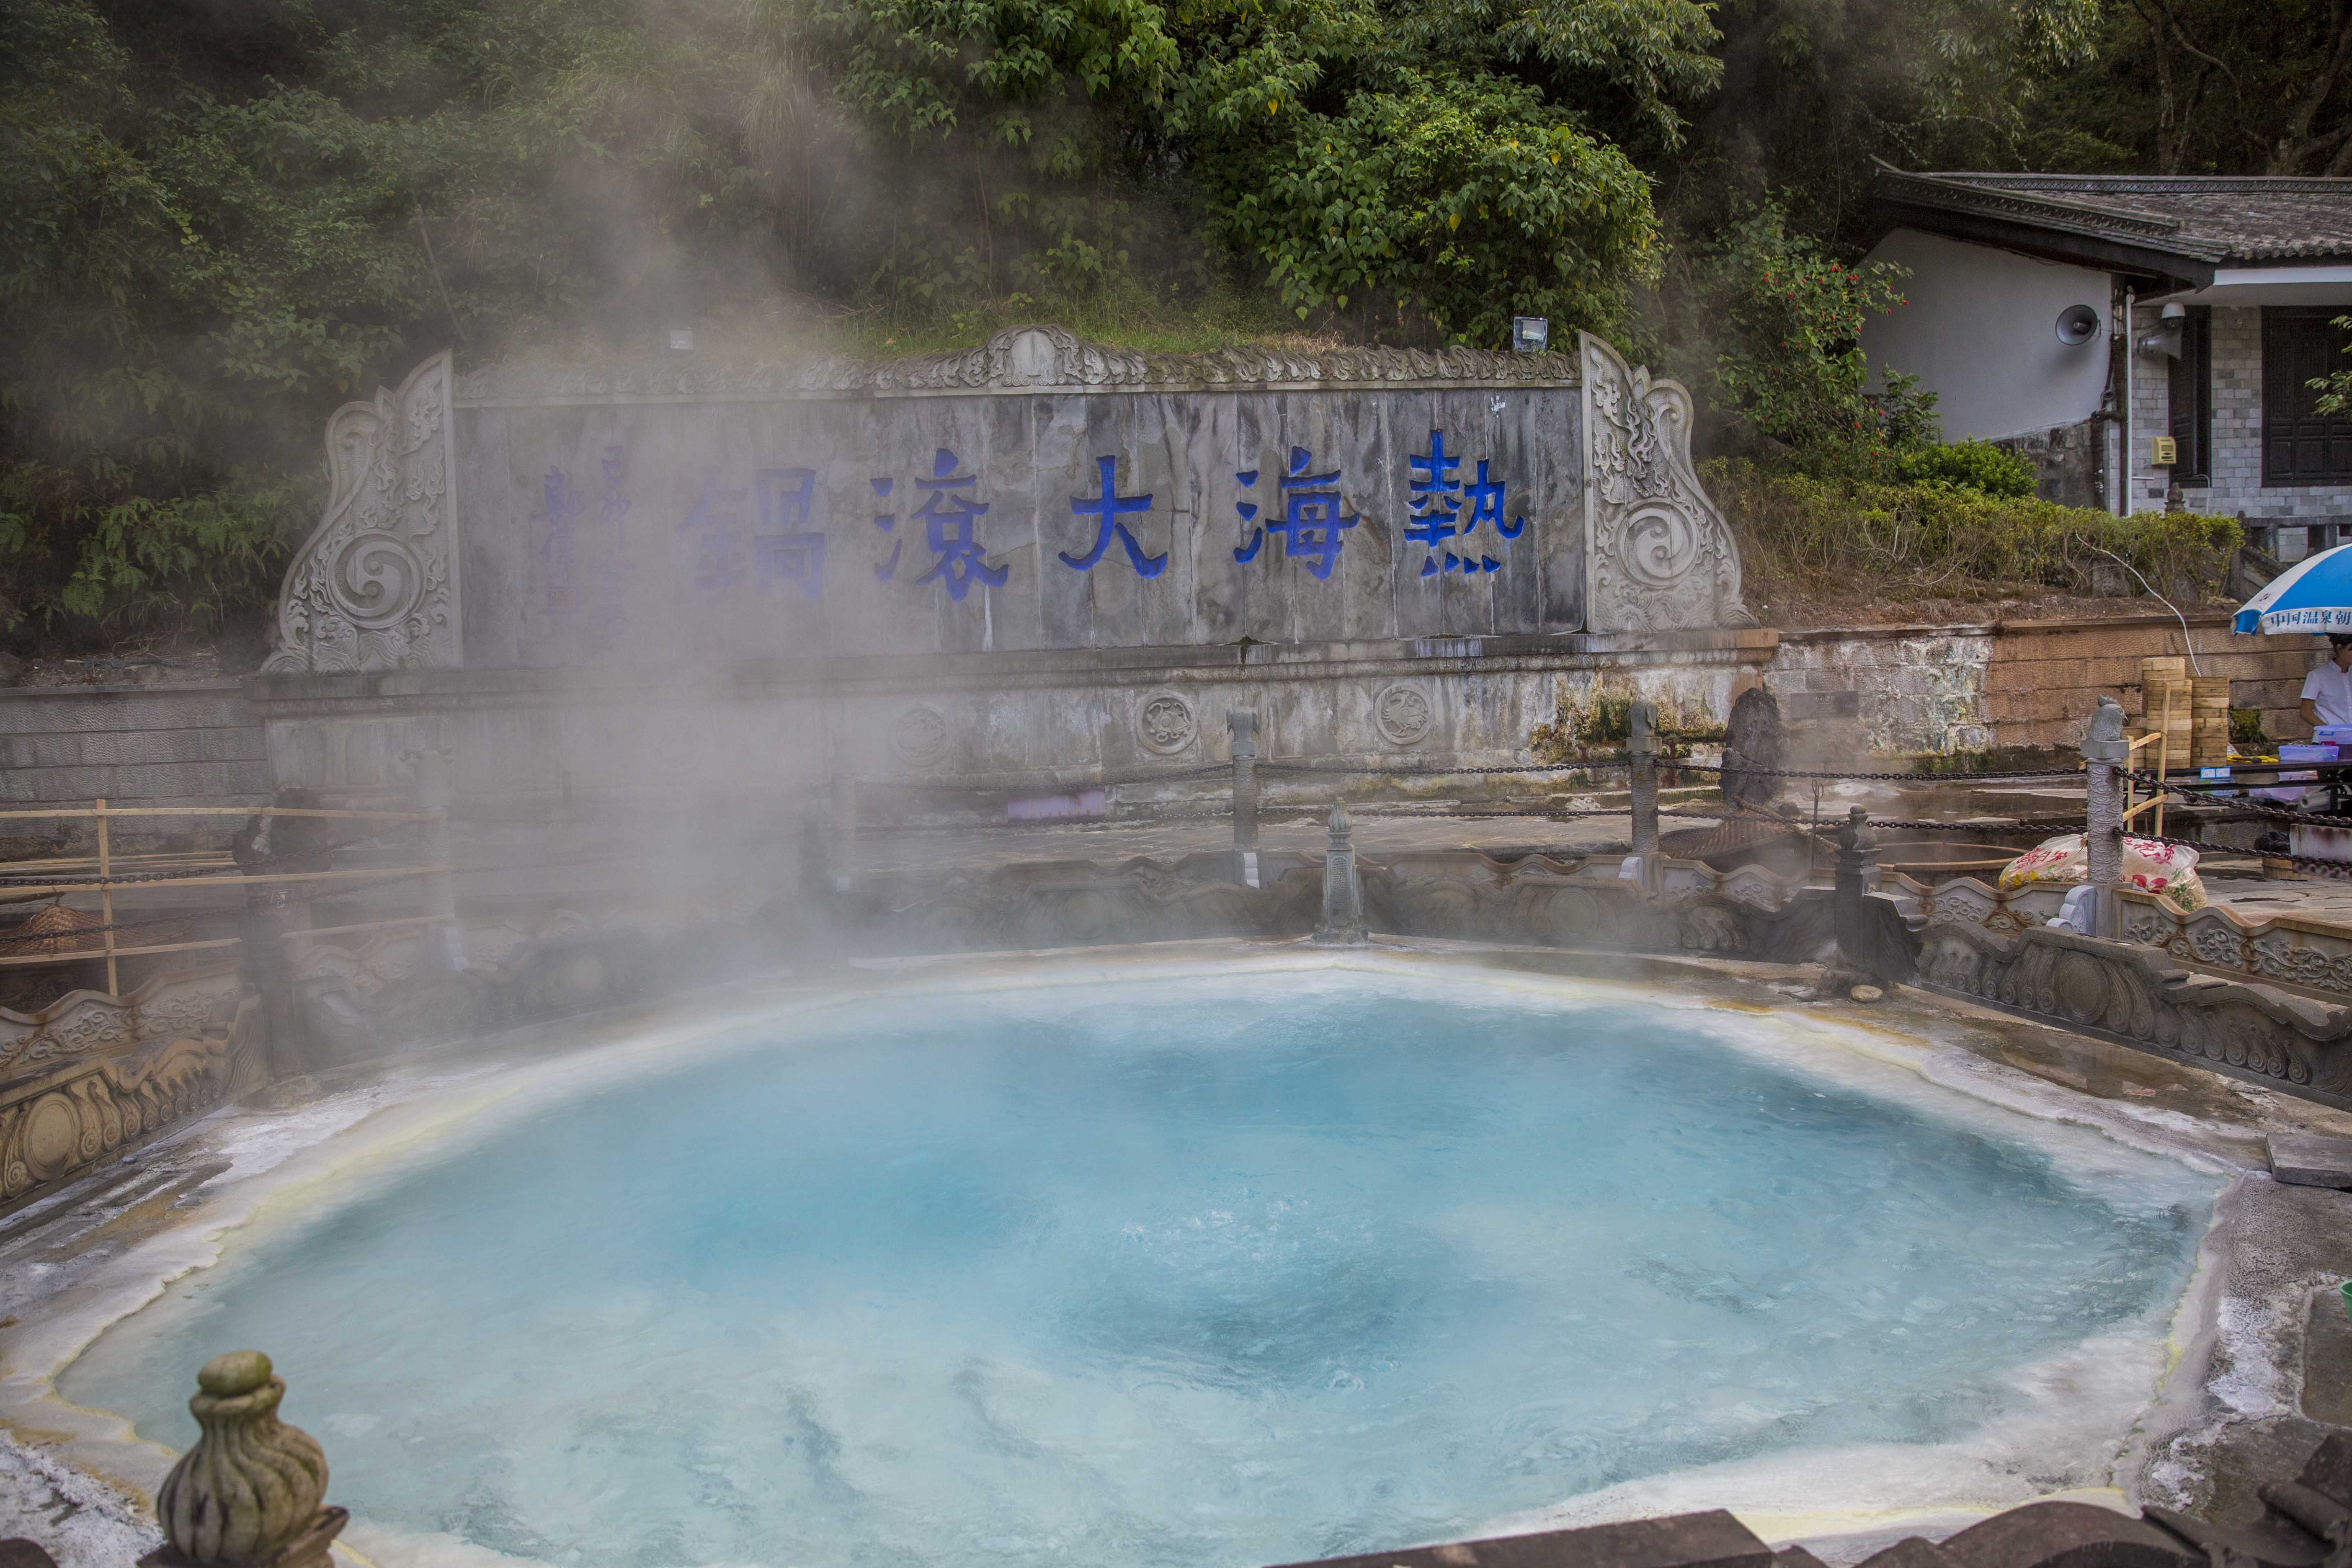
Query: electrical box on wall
2152,436,2178,466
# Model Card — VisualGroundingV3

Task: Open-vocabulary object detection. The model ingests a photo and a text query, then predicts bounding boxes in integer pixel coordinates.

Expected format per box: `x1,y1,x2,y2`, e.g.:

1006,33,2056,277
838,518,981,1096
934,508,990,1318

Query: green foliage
0,463,303,637
1709,460,2243,601
1207,72,1657,341
1894,440,2037,498
1686,205,1935,472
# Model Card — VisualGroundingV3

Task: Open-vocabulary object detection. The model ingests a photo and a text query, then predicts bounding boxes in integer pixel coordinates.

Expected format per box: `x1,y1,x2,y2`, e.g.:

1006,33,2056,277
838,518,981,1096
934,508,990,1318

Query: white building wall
1859,229,2114,441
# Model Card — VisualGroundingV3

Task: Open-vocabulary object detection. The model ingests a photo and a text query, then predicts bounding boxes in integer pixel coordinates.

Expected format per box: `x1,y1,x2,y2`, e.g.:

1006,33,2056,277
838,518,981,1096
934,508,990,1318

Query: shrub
0,463,303,645
1894,440,2036,498
1708,459,2242,600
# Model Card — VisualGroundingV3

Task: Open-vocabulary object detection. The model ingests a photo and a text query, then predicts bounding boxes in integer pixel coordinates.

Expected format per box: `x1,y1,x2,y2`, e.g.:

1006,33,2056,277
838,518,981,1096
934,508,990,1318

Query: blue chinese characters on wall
667,447,1010,605
1408,430,1525,577
869,477,901,582
677,465,831,599
1233,446,1359,580
753,467,824,600
535,445,633,645
1060,456,1164,577
909,447,1009,601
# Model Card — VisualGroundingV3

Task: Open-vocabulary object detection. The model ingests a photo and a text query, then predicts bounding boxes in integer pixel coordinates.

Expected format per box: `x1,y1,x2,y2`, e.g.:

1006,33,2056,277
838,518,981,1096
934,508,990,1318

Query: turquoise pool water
63,972,2216,1568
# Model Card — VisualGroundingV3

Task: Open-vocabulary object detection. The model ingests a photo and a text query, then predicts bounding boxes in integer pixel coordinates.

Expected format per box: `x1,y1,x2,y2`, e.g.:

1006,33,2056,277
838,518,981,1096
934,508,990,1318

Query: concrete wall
251,631,1779,813
1763,615,2325,757
1859,229,2114,442
0,683,270,809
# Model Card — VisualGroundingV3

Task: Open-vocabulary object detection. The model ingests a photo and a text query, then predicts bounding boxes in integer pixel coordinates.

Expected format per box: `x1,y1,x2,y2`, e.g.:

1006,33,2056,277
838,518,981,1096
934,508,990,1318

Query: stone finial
147,1352,344,1568
1836,804,1874,856
1314,800,1369,945
2081,695,2128,762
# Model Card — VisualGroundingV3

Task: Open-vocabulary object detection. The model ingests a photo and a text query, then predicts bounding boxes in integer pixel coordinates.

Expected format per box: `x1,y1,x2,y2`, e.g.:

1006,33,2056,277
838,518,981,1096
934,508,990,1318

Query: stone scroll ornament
1579,333,1755,633
263,351,462,673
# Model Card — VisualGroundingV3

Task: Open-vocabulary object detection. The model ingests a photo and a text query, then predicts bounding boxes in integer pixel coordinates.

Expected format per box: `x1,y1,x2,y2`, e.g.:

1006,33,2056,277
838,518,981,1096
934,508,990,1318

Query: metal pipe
2120,287,2136,518
1228,710,1260,888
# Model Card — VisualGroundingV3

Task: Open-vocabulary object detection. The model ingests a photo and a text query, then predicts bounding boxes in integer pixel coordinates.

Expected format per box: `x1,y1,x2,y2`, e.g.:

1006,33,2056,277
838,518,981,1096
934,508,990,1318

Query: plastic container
2281,744,2339,763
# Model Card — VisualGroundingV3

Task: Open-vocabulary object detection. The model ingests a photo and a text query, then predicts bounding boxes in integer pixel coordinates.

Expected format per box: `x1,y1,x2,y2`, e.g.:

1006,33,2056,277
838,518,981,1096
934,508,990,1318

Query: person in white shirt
2302,635,2352,731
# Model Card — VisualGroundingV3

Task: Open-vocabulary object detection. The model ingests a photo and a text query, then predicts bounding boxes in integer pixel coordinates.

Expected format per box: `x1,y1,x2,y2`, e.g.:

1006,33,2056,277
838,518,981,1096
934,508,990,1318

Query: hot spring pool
60,969,2218,1568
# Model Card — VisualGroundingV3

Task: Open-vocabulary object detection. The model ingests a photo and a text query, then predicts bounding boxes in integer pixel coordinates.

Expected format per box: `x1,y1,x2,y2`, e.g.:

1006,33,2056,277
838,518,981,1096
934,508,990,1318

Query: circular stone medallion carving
1136,692,1197,755
891,706,949,766
328,531,429,629
1374,684,1435,747
2053,950,2109,1025
1620,503,1702,588
23,1092,80,1180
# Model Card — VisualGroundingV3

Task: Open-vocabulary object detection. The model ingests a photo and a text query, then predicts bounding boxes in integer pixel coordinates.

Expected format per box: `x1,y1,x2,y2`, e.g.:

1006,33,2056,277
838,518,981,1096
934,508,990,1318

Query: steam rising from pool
63,973,2214,1568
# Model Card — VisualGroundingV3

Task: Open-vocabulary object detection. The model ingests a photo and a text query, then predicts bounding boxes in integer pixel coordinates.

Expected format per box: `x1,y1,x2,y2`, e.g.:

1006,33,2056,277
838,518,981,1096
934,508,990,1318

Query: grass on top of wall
1706,460,2245,610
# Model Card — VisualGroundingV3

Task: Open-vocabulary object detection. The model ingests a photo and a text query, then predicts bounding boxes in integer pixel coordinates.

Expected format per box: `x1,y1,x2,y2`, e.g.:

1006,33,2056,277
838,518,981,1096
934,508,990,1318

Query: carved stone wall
258,326,1762,677
1580,334,1753,634
264,351,461,675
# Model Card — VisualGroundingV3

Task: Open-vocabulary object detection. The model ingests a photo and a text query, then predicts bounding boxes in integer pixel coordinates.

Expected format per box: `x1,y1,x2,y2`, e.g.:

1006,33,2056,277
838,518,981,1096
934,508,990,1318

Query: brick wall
0,682,270,808
1766,615,2325,757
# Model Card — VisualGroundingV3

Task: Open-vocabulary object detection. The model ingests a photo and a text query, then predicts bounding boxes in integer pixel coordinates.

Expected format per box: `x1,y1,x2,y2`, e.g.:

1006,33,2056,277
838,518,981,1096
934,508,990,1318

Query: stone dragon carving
263,350,461,674
1581,332,1754,633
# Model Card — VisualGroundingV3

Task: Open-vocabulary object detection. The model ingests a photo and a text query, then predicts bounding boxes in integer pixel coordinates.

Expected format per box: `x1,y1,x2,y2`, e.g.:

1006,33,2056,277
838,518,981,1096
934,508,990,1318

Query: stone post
2080,695,2129,940
143,1351,344,1568
1312,801,1368,945
830,773,859,893
236,894,302,1081
1833,806,1876,976
404,731,462,971
1228,710,1261,889
1628,699,1660,889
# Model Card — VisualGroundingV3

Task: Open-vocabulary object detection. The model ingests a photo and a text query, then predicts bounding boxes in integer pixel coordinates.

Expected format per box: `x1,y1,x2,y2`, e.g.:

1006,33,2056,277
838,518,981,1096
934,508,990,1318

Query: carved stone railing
851,846,1821,963
1916,920,2351,1108
1897,871,2352,1003
0,997,261,1214
0,966,245,1081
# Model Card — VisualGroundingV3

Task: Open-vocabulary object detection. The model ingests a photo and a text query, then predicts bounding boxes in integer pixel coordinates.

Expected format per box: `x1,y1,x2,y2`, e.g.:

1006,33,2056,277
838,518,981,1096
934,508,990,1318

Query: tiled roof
1871,167,2352,263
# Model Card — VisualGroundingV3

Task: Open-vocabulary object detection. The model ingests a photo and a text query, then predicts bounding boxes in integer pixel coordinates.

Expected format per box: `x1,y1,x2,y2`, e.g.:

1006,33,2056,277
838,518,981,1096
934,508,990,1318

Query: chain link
2138,773,2352,829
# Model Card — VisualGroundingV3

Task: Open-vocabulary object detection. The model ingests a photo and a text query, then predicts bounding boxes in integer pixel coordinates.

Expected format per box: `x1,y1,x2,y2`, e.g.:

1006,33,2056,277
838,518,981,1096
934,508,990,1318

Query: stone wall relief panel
265,351,462,673
1373,684,1435,748
1136,690,1198,755
891,705,952,769
1580,334,1753,634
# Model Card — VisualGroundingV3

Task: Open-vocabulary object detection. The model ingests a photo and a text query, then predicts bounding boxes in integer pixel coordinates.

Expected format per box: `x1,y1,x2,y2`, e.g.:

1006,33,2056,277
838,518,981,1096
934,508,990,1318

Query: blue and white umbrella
2236,542,2352,633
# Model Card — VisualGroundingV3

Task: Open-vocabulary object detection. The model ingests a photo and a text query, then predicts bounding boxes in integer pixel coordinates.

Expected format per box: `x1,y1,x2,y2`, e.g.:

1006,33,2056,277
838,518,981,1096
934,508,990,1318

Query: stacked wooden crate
2133,657,2232,769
